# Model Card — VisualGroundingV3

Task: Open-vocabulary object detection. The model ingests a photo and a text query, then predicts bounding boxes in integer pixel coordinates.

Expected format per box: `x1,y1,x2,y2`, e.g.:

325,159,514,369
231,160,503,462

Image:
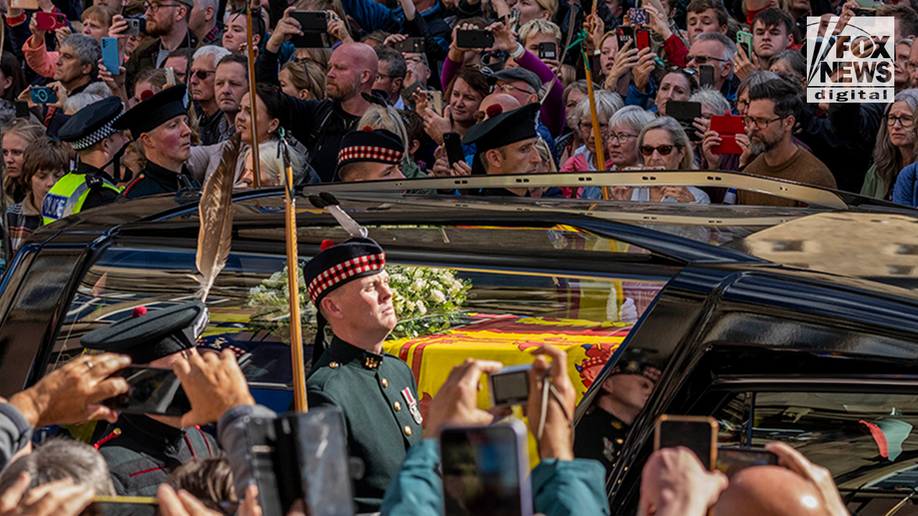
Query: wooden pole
280,137,307,412
582,48,611,200
244,1,262,188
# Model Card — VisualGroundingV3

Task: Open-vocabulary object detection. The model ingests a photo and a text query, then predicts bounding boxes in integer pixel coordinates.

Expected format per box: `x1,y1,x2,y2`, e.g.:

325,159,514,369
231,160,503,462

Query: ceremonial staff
0,21,10,265
279,130,307,413
244,0,262,188
583,2,610,200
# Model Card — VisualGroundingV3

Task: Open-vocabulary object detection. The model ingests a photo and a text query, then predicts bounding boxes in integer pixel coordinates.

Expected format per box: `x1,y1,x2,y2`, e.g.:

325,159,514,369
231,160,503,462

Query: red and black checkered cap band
307,252,386,303
338,145,403,166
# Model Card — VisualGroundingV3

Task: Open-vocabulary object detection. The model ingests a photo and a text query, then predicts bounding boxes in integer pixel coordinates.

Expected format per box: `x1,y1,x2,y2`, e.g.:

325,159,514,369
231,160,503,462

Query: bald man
478,92,521,121
714,466,831,516
258,9,379,182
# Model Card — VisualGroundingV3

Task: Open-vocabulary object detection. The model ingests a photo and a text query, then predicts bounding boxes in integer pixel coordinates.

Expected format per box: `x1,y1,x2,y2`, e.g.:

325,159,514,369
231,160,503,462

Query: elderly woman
610,117,709,203
861,89,918,200
558,90,624,197
628,66,699,117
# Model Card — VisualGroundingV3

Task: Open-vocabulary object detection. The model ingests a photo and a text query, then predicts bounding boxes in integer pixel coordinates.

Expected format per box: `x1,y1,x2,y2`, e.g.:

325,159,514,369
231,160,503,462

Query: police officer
115,85,201,199
80,301,219,503
303,237,422,513
43,96,128,224
572,347,661,476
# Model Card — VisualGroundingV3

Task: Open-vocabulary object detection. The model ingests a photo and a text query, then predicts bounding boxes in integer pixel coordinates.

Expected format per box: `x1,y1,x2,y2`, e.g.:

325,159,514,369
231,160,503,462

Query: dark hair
748,78,802,120
398,108,427,150
879,4,918,39
445,67,489,102
169,458,236,511
226,10,266,42
255,82,290,129
217,53,249,75
0,52,26,103
752,8,795,37
362,30,390,45
653,67,699,96
165,47,195,61
686,0,729,27
375,46,407,79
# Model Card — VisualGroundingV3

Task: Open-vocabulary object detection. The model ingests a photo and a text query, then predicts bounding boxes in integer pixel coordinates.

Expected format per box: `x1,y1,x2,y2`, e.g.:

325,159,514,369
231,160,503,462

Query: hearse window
52,241,670,414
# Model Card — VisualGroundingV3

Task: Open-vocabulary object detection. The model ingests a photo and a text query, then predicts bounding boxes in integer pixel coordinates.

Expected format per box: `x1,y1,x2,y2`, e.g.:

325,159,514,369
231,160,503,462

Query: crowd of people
0,0,916,258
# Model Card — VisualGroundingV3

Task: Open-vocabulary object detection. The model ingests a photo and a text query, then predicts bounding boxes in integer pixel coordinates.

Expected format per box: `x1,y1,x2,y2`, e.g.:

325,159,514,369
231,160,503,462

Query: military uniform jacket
572,404,630,477
306,337,423,513
121,161,201,199
95,413,219,498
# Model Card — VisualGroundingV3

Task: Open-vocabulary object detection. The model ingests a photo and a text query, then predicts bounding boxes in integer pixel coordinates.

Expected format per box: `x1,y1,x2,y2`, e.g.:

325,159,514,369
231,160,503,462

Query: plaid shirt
202,25,222,45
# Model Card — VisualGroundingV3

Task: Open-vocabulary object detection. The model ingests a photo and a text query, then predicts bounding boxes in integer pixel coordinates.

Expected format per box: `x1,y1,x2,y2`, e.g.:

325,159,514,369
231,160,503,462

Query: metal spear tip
319,191,339,206
308,195,330,209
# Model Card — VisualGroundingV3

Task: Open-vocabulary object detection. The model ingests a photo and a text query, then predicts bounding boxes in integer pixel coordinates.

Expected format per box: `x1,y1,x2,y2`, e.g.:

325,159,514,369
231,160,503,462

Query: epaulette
120,174,145,196
93,427,122,449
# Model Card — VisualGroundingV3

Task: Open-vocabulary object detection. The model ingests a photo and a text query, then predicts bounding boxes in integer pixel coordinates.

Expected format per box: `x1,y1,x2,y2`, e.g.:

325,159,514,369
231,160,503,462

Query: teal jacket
381,439,611,516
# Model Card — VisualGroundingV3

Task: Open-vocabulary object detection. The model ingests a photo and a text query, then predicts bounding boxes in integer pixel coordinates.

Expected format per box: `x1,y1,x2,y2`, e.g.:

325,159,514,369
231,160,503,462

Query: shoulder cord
536,372,575,446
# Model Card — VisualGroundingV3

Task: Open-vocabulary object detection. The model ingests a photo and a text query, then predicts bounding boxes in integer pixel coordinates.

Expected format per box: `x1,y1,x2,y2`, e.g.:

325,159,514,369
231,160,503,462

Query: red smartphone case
36,12,65,30
710,114,745,154
635,29,651,50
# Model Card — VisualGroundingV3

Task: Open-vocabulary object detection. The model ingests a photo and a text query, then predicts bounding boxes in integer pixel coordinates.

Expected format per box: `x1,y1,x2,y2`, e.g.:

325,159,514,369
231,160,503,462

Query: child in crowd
7,138,69,254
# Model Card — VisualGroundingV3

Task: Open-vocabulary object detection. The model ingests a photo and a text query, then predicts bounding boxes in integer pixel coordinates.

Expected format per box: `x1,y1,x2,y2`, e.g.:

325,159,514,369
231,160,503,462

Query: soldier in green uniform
573,348,661,476
80,301,219,504
115,85,201,199
303,237,423,513
42,96,128,224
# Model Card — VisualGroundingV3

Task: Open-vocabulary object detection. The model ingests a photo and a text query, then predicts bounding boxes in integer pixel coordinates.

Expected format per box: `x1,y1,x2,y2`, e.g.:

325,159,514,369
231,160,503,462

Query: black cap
462,103,540,175
609,347,660,381
81,301,208,364
59,96,124,151
487,68,542,94
303,237,386,306
113,85,189,137
337,128,404,169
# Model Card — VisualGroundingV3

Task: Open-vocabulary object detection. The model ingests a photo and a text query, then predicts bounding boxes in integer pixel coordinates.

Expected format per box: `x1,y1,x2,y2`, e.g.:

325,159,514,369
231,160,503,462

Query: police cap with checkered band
59,96,124,151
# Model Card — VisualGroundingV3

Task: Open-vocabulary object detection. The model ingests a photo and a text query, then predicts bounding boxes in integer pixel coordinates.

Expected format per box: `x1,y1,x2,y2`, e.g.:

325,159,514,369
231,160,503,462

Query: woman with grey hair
609,116,709,203
559,90,624,197
861,89,918,199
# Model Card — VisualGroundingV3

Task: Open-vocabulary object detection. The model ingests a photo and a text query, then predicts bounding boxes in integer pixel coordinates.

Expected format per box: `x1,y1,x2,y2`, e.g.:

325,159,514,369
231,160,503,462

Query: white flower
416,300,427,314
411,279,427,292
430,289,446,304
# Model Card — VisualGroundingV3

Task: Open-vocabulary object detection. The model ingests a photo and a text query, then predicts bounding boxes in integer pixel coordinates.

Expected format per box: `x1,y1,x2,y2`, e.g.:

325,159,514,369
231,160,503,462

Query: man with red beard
256,8,378,182
117,85,201,199
112,0,198,96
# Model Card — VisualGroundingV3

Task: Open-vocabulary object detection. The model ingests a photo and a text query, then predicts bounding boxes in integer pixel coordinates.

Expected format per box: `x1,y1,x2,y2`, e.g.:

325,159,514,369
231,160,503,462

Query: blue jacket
381,439,611,516
339,0,451,50
893,162,918,208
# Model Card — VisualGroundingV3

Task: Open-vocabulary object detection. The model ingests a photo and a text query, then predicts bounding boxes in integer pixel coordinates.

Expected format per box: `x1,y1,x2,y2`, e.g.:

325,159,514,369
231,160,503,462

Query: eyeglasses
907,61,918,72
640,144,680,156
607,132,637,144
736,99,749,111
578,122,609,134
143,1,181,12
743,115,787,128
293,56,312,65
887,114,914,127
686,54,727,64
191,69,215,80
497,83,536,96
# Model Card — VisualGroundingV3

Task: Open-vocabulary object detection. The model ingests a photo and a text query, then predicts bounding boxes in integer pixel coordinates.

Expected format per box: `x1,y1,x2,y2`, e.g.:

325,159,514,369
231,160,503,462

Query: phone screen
655,416,717,469
441,424,532,516
297,408,354,515
102,366,190,416
716,447,778,479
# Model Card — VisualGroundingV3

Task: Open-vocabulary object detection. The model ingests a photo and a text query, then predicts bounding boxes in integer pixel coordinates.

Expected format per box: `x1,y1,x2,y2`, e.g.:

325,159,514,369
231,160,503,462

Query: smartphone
164,66,176,84
665,100,703,142
699,64,714,88
736,30,753,59
101,37,121,75
715,447,778,479
15,101,30,118
710,114,746,154
617,26,634,49
290,11,331,48
8,0,39,10
123,16,145,36
440,422,533,516
30,86,58,105
35,12,67,31
629,7,648,25
456,29,494,49
443,132,465,167
394,37,425,53
101,366,191,417
507,9,521,32
654,415,718,470
428,89,443,115
488,363,531,408
538,41,557,60
246,408,354,516
635,28,651,51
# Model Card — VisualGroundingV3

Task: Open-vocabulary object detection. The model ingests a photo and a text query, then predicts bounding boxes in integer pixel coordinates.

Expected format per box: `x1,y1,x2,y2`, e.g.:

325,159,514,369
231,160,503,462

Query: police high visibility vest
42,172,121,225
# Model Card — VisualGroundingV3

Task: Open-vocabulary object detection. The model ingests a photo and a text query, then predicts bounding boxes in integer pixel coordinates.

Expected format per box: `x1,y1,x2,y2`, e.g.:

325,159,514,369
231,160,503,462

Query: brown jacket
738,146,837,207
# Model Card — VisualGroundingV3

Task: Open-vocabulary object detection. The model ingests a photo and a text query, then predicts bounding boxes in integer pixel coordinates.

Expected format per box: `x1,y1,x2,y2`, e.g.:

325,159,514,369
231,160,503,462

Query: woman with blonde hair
1,119,46,205
279,60,326,100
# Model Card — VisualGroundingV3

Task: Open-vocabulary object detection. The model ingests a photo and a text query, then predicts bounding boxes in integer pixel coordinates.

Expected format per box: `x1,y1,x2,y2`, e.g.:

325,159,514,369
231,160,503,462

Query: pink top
22,36,58,78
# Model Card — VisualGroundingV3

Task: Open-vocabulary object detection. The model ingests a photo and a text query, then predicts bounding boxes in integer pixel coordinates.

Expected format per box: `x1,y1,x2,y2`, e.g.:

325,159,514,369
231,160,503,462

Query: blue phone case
101,37,121,75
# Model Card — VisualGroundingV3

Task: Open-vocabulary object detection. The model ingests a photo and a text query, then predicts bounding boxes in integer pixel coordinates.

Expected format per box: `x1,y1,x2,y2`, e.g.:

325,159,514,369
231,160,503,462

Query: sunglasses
191,69,215,80
686,55,726,65
665,65,697,76
639,144,680,156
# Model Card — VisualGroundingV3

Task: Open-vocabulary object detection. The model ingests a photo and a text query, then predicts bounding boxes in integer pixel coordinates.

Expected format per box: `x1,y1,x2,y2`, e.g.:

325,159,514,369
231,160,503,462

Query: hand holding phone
710,114,746,154
538,41,557,60
635,28,651,51
489,364,531,408
654,415,718,469
290,11,331,48
30,86,58,105
736,31,754,60
443,132,465,167
629,7,648,25
101,37,121,76
456,29,494,49
36,12,67,31
101,366,191,417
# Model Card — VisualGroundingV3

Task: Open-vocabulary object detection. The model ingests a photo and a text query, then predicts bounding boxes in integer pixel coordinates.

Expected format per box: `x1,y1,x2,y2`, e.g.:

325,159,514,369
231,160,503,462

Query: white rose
430,289,446,304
